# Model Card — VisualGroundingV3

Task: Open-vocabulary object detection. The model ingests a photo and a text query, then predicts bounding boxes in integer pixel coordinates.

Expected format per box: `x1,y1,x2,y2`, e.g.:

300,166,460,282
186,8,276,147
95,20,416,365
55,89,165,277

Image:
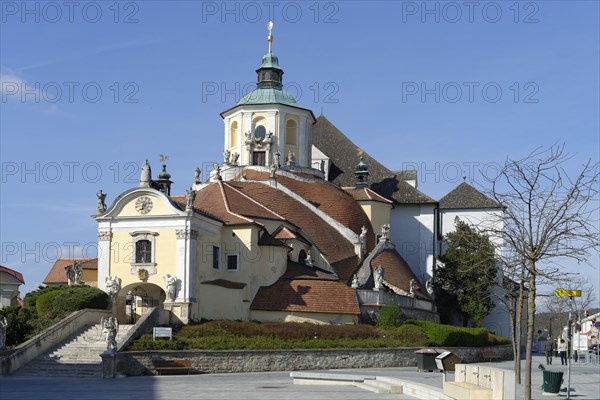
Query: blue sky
1,1,598,301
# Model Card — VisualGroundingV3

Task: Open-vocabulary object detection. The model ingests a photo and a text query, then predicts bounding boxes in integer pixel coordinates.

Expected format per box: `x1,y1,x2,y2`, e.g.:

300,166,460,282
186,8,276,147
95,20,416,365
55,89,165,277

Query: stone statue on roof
274,150,281,167
270,162,277,179
139,160,152,187
286,150,295,166
305,251,313,267
409,279,417,297
380,224,390,242
185,187,196,210
194,168,202,184
230,152,239,165
223,149,231,165
66,261,83,286
210,163,221,181
351,274,359,289
425,278,434,297
373,265,384,291
96,190,107,213
359,226,368,255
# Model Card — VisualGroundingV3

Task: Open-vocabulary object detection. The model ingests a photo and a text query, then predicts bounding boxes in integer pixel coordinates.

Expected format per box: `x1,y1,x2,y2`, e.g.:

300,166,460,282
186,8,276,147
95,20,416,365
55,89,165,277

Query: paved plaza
1,354,598,400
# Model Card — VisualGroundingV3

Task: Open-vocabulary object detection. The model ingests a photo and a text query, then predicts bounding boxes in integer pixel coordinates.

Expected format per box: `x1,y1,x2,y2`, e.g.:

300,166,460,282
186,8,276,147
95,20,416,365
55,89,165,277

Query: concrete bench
443,364,515,400
290,371,374,385
443,381,493,400
152,359,192,375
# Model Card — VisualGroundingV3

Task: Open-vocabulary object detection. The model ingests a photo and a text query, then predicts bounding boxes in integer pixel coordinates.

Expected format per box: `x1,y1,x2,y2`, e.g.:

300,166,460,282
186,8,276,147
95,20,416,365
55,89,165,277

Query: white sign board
153,327,173,341
574,333,588,352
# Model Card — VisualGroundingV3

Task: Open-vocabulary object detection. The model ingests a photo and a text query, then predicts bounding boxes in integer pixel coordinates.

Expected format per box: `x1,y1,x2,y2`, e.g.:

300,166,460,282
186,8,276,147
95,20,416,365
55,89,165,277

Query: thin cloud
17,39,160,72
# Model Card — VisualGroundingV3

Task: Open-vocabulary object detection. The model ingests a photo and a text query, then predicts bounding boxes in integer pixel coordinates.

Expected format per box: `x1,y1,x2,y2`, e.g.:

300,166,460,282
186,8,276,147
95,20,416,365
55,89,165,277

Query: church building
94,23,506,334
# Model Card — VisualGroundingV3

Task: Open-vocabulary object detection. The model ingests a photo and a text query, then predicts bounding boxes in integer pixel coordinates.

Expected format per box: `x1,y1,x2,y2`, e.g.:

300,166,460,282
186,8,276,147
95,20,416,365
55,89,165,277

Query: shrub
129,334,185,350
24,285,70,309
34,286,108,319
394,324,429,347
0,306,34,347
377,305,404,328
404,320,490,347
35,291,64,318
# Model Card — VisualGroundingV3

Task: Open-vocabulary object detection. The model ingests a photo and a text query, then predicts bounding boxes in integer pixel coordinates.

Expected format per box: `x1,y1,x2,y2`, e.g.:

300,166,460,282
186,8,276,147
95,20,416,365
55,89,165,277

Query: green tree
437,218,498,327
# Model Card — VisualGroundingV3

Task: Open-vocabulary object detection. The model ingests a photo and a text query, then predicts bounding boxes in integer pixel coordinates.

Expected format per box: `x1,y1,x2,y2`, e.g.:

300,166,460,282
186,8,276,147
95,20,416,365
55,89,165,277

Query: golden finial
267,21,274,53
159,154,168,162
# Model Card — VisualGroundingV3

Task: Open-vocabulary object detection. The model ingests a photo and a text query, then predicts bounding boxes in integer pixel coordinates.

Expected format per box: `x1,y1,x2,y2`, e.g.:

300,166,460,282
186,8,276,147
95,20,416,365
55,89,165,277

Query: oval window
254,125,266,140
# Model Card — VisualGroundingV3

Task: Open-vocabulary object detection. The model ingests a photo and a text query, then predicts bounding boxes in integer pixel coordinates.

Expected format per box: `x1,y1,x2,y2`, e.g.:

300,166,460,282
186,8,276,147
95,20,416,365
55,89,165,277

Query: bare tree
494,253,529,384
487,145,599,400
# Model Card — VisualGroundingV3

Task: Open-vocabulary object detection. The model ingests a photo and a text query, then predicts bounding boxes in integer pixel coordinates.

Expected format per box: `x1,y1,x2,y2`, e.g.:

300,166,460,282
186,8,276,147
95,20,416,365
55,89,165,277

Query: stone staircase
15,323,134,377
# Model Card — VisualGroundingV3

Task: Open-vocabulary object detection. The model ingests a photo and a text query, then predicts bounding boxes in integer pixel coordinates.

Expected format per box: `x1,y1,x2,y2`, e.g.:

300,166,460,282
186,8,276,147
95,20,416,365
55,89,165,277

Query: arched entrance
116,283,166,324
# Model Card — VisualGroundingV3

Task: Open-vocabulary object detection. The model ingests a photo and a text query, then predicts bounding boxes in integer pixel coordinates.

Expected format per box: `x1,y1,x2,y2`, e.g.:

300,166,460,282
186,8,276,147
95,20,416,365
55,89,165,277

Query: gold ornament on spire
267,21,274,53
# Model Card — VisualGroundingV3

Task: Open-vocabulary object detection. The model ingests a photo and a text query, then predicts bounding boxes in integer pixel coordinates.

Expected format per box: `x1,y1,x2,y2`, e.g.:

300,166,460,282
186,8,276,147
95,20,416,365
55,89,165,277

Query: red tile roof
271,225,311,245
331,255,361,282
370,248,430,300
173,182,254,225
43,258,97,284
342,187,394,204
282,261,339,281
251,278,360,315
227,181,357,267
0,265,25,284
257,231,289,247
274,175,376,252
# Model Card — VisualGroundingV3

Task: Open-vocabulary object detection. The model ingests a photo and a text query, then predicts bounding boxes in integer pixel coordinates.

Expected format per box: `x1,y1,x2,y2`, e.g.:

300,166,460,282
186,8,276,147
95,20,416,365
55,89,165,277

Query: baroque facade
94,24,508,336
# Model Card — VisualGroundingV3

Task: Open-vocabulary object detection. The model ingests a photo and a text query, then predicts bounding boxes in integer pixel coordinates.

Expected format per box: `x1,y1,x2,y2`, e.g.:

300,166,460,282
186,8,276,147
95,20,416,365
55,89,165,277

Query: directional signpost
555,288,582,399
555,288,582,298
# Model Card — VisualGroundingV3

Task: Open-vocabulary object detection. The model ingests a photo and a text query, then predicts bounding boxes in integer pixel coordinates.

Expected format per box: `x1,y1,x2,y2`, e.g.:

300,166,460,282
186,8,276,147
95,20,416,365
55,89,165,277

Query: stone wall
115,345,512,376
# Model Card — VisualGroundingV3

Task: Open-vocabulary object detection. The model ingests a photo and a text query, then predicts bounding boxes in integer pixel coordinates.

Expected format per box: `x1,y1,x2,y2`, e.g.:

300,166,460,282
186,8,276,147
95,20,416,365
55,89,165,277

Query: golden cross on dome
267,21,274,53
160,154,168,162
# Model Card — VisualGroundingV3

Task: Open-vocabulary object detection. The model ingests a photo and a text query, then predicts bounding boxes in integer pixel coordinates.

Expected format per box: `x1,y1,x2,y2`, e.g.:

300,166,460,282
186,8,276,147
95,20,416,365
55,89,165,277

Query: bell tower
220,22,316,171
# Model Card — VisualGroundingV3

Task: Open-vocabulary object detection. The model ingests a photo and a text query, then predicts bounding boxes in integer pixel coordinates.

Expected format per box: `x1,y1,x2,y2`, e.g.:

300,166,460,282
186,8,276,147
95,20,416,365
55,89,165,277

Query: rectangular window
212,246,220,270
226,254,239,271
135,240,152,263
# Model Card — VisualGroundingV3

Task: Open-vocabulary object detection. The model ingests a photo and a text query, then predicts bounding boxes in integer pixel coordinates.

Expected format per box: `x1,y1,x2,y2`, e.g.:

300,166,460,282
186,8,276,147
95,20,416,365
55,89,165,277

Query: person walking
544,340,554,365
559,339,567,365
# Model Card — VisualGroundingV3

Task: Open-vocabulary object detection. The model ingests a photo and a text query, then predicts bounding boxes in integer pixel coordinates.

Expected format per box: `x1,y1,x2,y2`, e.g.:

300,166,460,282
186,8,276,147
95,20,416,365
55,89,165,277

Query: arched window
135,240,152,264
298,249,307,264
230,121,238,148
285,120,297,146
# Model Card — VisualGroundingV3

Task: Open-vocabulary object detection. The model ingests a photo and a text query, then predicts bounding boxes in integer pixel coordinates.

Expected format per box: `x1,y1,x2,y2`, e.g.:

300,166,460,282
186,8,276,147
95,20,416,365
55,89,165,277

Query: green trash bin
542,370,563,393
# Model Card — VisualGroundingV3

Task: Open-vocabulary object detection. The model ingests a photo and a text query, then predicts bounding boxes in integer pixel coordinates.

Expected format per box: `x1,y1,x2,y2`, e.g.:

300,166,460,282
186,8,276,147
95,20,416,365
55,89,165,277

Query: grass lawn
128,320,510,351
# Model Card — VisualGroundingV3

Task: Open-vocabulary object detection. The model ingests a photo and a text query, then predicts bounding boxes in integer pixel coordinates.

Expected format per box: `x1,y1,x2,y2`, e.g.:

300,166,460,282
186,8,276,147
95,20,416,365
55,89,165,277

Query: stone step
15,322,137,377
354,380,401,394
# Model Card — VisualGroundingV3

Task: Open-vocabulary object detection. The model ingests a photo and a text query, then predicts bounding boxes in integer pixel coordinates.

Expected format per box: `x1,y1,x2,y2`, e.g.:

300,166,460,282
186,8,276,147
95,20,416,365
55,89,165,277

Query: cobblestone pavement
1,354,598,400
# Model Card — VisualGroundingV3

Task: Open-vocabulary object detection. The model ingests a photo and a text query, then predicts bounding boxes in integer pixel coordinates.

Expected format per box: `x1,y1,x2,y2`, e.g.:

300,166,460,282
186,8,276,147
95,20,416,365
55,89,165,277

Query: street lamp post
549,316,557,341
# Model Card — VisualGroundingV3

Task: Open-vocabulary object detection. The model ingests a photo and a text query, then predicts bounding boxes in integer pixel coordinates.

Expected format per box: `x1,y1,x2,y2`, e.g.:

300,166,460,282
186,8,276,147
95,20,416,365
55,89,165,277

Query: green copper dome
158,164,171,180
237,87,298,106
260,52,282,70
